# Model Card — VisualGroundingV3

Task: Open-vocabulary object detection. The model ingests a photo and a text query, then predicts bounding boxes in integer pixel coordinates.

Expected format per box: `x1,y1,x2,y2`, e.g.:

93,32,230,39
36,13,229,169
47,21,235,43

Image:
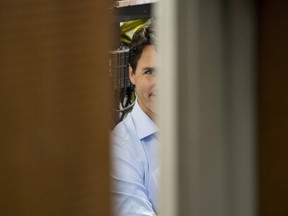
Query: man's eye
145,69,155,75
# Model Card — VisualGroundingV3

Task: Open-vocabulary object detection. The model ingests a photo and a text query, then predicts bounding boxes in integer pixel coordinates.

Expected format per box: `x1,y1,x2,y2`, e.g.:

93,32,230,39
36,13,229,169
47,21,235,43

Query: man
111,24,159,215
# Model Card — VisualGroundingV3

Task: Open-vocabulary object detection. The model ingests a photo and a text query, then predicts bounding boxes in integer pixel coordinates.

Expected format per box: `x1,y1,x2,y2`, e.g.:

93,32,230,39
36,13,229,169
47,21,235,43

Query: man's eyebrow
142,67,155,71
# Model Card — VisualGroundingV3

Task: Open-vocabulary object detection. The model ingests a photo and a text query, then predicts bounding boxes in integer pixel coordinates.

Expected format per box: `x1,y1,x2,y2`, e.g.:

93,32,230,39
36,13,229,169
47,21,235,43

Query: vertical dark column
258,0,288,215
0,1,111,215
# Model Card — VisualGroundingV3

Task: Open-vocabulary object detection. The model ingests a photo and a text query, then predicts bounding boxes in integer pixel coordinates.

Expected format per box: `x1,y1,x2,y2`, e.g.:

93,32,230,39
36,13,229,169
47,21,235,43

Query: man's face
130,45,158,121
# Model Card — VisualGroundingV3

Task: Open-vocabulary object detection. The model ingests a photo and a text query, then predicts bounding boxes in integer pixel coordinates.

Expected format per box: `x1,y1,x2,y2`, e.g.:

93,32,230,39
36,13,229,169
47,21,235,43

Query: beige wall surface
0,1,111,215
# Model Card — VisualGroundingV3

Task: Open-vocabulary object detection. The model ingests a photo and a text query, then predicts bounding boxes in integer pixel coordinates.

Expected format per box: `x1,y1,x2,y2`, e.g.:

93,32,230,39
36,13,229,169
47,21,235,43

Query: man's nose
152,84,159,95
152,75,159,90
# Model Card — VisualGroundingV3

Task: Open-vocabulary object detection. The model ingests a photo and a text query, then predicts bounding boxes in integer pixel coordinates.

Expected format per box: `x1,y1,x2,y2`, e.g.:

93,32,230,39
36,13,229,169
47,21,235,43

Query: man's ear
129,65,136,85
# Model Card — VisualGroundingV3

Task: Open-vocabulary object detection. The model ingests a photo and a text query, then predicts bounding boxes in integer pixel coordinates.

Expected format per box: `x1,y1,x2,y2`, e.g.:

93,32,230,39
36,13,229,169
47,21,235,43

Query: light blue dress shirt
111,100,159,216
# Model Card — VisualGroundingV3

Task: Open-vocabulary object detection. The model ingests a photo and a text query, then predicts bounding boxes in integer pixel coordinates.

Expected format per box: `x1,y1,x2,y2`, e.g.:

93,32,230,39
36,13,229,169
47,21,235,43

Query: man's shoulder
111,113,145,157
112,113,137,142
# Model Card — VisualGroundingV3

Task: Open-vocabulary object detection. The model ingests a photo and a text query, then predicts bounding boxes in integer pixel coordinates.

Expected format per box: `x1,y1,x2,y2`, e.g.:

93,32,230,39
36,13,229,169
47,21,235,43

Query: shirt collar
131,100,159,140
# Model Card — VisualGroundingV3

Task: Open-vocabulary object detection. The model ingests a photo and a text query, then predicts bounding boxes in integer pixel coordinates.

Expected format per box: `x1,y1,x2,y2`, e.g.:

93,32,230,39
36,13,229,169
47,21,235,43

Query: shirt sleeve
111,136,157,216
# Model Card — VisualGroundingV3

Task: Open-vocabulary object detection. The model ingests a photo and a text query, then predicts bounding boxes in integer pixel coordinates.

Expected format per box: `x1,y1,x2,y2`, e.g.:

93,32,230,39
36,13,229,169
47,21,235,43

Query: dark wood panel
258,1,288,215
0,1,111,215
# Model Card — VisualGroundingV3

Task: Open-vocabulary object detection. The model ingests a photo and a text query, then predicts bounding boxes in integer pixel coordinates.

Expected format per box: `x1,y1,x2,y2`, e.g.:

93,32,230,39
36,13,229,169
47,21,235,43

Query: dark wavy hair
128,24,157,73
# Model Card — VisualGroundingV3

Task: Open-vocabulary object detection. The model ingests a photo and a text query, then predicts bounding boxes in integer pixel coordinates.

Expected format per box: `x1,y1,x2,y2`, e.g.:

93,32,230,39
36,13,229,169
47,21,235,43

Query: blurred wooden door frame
258,0,288,215
159,0,257,215
159,0,288,215
0,1,111,215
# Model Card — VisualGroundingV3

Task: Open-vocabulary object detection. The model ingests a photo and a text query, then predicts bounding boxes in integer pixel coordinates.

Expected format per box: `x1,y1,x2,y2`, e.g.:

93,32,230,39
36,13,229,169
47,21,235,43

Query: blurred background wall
0,1,111,215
